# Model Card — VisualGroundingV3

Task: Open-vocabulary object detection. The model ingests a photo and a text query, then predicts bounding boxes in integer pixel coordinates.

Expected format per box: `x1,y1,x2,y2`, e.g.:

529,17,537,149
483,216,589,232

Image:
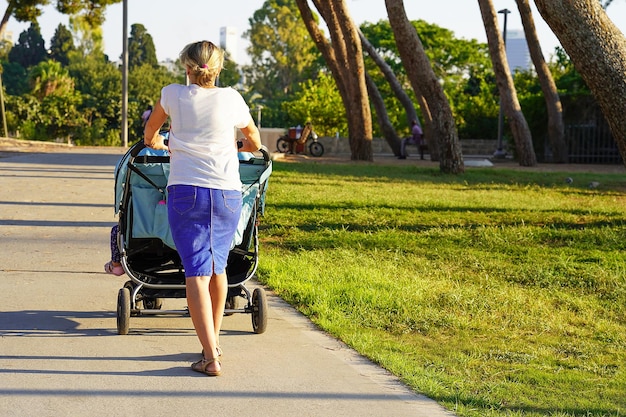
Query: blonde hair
179,41,224,87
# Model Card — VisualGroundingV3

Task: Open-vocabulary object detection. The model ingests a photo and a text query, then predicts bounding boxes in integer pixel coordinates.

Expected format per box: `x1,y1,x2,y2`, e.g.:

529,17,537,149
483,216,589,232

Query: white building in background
1,30,13,45
505,29,532,73
160,58,178,74
220,26,238,63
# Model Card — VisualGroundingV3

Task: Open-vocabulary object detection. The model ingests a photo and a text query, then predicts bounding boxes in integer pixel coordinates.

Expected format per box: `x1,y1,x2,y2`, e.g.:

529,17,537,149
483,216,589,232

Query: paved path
0,146,455,417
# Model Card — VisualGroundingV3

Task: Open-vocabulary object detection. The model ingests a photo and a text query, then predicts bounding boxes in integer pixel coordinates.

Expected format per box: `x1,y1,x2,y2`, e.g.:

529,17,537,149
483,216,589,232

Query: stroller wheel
117,287,131,335
251,288,268,334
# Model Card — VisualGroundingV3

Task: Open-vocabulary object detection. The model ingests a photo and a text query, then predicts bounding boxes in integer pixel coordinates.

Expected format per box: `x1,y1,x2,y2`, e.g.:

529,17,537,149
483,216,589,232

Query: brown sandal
191,357,221,377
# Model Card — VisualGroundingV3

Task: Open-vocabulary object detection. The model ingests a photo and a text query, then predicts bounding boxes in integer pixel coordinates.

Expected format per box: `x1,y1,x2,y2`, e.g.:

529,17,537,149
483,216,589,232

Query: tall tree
478,0,537,166
515,0,567,163
7,22,47,68
49,23,75,66
364,70,402,155
218,53,241,88
67,54,121,142
296,0,373,161
69,13,105,58
360,19,496,145
0,0,120,41
360,29,415,156
281,71,347,136
28,59,74,100
128,23,158,70
533,0,626,164
385,0,463,173
1,61,28,95
244,0,321,128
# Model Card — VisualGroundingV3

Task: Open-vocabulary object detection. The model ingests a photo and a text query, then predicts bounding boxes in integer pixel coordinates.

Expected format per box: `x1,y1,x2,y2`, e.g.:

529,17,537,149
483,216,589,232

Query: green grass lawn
256,161,626,417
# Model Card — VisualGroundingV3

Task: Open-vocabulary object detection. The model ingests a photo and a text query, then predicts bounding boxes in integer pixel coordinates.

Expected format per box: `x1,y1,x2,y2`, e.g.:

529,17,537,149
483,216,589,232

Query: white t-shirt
160,84,252,190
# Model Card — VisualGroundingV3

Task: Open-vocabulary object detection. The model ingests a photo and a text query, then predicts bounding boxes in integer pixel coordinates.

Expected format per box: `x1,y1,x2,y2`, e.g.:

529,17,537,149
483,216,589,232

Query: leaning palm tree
295,0,374,161
385,0,463,173
533,0,626,164
516,0,568,163
28,60,75,101
478,0,537,166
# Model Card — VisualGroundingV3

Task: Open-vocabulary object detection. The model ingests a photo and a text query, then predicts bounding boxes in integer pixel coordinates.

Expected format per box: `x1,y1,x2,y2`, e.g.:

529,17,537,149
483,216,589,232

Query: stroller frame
114,140,272,335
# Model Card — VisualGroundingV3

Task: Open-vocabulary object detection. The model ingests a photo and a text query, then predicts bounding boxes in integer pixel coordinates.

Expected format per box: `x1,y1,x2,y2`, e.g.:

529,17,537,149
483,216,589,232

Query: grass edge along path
257,161,626,417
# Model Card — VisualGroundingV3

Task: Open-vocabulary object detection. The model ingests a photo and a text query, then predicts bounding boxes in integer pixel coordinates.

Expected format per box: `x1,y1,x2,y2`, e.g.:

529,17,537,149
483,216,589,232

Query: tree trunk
359,30,418,127
415,95,440,161
297,0,373,161
533,0,626,165
516,0,567,163
365,71,402,155
385,0,463,173
478,0,537,166
358,30,440,160
0,1,15,41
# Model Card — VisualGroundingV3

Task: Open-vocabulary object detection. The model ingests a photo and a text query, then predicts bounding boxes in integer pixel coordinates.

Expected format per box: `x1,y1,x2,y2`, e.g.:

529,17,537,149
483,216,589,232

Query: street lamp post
493,8,510,159
121,0,129,147
257,105,263,129
0,71,8,138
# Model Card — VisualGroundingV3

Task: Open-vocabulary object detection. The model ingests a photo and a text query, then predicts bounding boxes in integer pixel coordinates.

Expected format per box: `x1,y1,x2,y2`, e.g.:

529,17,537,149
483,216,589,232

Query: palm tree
28,60,74,101
360,30,417,157
516,0,567,163
385,0,463,173
534,0,626,164
295,0,373,161
478,0,536,166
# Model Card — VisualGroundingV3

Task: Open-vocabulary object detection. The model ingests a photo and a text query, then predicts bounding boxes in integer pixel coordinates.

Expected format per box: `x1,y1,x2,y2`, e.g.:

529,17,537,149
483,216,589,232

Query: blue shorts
167,185,242,277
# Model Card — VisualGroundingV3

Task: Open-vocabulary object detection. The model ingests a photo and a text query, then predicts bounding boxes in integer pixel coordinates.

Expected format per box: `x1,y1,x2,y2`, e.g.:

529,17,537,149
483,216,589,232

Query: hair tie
201,64,208,69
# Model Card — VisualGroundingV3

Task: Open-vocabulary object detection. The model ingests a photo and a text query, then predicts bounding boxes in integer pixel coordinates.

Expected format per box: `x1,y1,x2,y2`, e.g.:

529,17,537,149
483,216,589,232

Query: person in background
141,105,153,127
398,120,425,160
139,105,153,138
144,40,262,377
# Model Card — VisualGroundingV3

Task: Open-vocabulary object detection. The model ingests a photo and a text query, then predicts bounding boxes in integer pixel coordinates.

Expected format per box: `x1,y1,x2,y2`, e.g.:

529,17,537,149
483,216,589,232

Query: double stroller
113,139,272,335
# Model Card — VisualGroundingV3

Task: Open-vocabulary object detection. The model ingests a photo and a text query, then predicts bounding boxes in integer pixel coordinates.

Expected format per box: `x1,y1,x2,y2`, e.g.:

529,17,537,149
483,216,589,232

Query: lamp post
0,71,7,138
256,105,263,129
493,8,510,159
121,0,129,147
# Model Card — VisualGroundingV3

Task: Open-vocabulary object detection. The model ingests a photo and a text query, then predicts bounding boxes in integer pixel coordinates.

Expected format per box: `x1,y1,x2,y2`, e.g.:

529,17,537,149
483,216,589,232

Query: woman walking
144,40,262,376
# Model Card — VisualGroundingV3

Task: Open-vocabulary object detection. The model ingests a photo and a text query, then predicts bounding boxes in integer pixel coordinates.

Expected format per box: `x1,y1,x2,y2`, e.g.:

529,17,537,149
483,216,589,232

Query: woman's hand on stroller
146,134,169,151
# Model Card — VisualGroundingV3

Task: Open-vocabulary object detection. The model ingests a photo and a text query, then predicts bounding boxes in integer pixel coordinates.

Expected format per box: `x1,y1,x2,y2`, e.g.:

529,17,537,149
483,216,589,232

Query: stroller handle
130,140,271,163
258,145,270,162
129,140,148,157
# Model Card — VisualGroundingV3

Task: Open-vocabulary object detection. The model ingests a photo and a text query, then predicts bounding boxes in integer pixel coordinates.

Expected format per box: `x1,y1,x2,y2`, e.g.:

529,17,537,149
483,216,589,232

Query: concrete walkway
0,146,455,417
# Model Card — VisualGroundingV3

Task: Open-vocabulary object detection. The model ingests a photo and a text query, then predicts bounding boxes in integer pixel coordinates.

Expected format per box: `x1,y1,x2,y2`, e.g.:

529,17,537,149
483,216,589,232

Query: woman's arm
144,99,169,150
237,119,262,152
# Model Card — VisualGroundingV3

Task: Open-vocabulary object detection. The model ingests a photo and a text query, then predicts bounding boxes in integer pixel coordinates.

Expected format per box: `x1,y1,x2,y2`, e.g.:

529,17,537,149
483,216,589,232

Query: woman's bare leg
186,276,221,373
209,272,228,347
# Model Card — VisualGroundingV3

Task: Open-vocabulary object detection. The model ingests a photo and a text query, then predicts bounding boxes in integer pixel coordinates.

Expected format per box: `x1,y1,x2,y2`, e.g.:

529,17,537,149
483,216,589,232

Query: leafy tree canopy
243,0,323,127
49,23,75,66
28,59,74,100
360,19,496,139
282,71,347,136
8,22,47,68
128,23,158,70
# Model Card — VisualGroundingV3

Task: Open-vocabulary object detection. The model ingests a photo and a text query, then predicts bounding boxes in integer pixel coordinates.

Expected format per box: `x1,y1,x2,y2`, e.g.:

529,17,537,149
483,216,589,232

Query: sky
3,0,626,65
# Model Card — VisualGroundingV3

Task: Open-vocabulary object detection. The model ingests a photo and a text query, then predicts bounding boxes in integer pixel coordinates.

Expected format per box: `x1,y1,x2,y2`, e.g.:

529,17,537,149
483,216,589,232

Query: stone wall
258,128,497,156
